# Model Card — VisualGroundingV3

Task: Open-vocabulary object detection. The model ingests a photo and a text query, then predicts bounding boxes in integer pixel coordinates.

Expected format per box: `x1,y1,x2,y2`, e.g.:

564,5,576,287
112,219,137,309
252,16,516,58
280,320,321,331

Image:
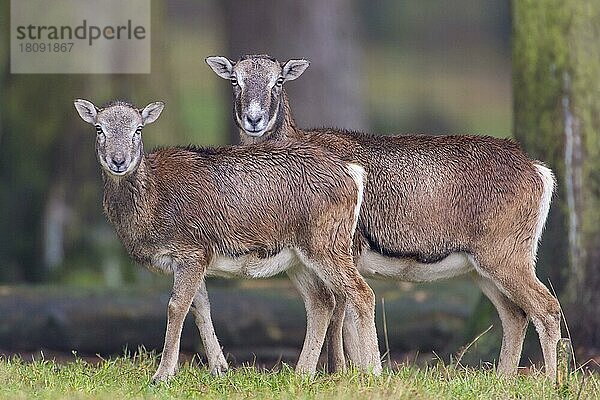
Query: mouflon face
206,54,309,137
74,99,164,177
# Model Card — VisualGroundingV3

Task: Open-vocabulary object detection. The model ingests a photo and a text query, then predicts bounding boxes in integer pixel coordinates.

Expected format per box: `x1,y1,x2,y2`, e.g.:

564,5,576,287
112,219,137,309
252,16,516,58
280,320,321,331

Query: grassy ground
1,351,598,399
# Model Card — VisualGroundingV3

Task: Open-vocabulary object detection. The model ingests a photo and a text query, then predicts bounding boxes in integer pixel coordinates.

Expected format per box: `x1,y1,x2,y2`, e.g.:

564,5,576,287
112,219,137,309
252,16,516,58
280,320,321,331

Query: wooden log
0,280,476,365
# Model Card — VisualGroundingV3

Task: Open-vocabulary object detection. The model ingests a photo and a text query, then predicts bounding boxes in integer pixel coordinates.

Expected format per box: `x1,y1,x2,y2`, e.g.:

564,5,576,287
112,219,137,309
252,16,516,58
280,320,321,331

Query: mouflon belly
206,248,298,279
357,250,476,282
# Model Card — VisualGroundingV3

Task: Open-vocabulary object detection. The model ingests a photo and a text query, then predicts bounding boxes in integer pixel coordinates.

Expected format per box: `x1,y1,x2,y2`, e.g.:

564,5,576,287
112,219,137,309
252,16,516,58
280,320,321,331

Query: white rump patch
532,163,556,258
346,163,366,238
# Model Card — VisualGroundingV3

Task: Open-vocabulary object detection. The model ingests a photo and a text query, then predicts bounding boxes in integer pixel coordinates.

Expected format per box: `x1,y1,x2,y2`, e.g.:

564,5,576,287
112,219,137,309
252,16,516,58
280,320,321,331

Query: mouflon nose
112,155,125,167
245,114,263,127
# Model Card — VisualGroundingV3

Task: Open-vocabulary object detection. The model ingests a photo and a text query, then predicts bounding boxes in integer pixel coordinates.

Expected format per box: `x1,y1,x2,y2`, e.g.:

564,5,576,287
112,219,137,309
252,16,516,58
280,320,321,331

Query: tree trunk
220,0,367,143
513,0,600,350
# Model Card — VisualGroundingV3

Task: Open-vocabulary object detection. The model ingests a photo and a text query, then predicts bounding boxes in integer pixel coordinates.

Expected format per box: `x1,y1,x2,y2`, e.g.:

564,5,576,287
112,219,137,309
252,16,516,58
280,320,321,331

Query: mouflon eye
95,125,103,135
230,77,238,86
276,77,284,86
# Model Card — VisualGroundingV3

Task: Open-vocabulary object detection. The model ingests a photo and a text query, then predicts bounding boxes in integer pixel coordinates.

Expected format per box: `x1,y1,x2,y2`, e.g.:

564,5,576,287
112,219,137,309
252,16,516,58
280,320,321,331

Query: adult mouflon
74,98,381,381
206,54,561,379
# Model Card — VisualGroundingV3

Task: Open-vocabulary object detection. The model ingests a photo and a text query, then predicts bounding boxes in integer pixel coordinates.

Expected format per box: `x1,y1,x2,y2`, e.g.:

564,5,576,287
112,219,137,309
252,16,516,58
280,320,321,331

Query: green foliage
1,349,598,399
365,46,512,138
359,0,510,53
0,4,224,284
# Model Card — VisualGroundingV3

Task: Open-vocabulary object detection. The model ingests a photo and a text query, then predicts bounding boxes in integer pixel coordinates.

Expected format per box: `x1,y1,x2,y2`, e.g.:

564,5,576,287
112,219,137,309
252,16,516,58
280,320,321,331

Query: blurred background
1,0,598,370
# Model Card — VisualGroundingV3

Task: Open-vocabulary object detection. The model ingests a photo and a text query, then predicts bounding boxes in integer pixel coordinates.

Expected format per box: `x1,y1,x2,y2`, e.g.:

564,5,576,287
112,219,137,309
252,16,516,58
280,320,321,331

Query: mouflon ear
281,59,310,82
74,99,98,124
140,101,165,125
205,56,235,79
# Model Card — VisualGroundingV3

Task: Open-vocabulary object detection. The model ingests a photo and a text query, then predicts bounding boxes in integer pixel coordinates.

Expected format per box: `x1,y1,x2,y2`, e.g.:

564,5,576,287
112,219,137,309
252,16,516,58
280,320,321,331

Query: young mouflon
74,98,380,381
206,54,561,379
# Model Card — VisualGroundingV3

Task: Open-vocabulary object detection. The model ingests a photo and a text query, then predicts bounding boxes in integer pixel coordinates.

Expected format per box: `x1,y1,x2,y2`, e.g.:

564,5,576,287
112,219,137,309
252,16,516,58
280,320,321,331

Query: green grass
1,351,599,399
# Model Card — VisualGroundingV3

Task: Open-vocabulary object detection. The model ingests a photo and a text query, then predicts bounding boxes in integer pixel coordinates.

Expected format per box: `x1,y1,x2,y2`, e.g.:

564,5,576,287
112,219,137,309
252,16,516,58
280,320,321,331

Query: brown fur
74,99,381,381
206,54,562,379
103,143,358,267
